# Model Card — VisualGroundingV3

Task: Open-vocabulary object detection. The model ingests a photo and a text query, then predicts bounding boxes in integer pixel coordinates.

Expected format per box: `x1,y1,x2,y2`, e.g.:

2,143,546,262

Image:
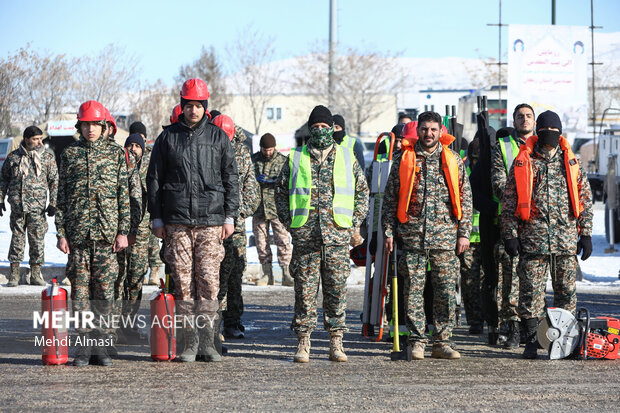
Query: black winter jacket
147,114,239,226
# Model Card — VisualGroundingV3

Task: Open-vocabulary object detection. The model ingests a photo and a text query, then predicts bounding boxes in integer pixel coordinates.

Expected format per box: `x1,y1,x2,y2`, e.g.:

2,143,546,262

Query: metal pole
498,0,503,126
328,0,337,108
552,0,556,25
591,0,597,167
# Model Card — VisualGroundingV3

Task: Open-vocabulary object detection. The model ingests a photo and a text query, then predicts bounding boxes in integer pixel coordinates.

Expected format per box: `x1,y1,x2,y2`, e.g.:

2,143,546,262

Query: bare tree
463,49,507,89
229,25,283,135
176,46,230,111
73,44,140,114
0,46,78,133
292,46,406,135
130,80,177,140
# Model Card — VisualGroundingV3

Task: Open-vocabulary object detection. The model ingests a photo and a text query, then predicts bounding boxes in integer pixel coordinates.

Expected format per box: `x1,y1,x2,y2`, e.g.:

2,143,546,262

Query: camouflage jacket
252,150,287,220
491,135,526,202
232,126,260,234
501,145,593,254
55,137,131,247
0,145,58,214
275,143,369,246
127,149,149,238
382,143,472,251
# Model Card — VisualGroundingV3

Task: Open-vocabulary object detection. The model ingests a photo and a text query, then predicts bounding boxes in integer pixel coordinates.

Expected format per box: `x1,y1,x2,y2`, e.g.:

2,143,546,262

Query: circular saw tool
537,307,581,360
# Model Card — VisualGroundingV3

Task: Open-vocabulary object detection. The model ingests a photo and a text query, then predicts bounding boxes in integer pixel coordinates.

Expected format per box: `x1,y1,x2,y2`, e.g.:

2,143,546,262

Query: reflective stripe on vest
340,135,356,157
288,145,355,228
465,160,480,243
499,135,519,174
513,135,583,221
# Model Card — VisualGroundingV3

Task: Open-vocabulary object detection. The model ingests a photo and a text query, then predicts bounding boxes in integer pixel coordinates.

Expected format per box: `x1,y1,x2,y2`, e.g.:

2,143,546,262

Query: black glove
46,205,57,217
576,235,592,261
0,202,5,217
504,238,520,257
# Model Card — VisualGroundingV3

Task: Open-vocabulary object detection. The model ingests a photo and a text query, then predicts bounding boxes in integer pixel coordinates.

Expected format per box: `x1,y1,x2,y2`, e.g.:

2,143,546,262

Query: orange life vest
513,135,583,221
397,134,462,223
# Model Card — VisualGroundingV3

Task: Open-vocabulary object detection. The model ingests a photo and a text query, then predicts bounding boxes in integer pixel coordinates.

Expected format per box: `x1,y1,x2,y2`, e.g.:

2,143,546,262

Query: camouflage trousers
113,230,149,323
458,243,484,325
290,243,349,334
252,217,292,265
8,210,47,265
495,242,520,322
148,232,163,267
218,232,247,327
400,249,458,344
66,241,117,334
164,224,225,317
518,253,577,320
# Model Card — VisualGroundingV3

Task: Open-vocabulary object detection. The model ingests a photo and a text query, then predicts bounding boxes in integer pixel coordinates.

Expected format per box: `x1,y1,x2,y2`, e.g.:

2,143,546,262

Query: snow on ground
0,203,618,294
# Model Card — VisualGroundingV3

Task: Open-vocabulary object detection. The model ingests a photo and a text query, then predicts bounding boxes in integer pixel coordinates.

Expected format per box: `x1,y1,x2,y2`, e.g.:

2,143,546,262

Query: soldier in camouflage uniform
275,105,368,363
215,120,260,340
147,79,239,363
0,126,58,287
128,121,164,286
55,100,131,367
115,133,150,343
459,138,484,334
252,133,293,286
501,110,593,359
382,112,472,360
491,104,536,349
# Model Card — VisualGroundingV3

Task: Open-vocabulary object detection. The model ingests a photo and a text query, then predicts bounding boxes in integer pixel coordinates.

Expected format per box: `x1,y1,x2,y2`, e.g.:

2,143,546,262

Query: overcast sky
1,0,618,84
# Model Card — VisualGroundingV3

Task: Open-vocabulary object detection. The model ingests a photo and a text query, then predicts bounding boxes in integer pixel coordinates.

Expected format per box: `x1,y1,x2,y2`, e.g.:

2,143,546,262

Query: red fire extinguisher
151,278,176,361
41,277,69,365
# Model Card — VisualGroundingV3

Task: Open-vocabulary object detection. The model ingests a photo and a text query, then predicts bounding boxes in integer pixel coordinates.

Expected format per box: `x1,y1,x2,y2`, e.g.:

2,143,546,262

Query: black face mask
333,130,345,141
538,129,560,148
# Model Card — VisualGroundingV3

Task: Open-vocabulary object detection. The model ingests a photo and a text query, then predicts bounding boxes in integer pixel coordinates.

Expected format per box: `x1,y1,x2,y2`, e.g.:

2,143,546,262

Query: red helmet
103,107,117,136
402,121,418,139
77,100,106,122
170,104,182,124
212,114,235,141
180,78,210,101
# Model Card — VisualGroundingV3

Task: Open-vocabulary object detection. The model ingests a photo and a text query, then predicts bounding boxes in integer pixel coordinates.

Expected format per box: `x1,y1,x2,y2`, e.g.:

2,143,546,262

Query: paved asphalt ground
1,285,619,412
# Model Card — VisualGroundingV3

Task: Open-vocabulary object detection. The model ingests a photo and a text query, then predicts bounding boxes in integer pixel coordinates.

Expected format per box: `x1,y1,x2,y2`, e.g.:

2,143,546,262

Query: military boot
411,341,425,360
223,324,244,339
29,265,46,286
179,326,199,362
73,333,92,367
293,333,310,363
7,263,20,287
93,333,113,367
504,320,520,349
329,332,348,362
197,320,222,362
148,265,162,286
256,263,273,286
522,318,539,359
431,343,461,359
281,264,294,287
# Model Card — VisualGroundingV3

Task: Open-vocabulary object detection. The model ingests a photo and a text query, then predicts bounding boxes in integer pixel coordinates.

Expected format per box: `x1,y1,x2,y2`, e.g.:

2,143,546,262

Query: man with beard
490,104,535,349
1,126,58,286
382,112,472,360
252,133,293,286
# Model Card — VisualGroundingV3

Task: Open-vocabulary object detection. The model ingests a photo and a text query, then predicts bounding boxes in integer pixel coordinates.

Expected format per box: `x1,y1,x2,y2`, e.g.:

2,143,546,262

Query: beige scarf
18,144,44,178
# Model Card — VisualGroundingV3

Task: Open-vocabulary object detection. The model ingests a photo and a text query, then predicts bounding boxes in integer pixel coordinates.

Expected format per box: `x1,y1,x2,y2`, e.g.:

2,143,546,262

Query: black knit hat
308,105,333,128
333,114,345,130
536,110,562,134
260,133,276,148
124,133,145,154
209,109,221,119
391,123,405,139
181,97,208,112
129,121,147,138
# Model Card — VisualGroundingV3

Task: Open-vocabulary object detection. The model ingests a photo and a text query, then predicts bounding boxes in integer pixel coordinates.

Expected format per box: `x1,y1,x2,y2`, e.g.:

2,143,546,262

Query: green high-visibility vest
463,156,480,243
340,135,355,157
493,135,520,215
288,145,355,228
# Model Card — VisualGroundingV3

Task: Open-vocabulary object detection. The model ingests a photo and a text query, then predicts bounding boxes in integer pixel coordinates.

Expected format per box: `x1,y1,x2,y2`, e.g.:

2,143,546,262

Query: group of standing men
0,75,593,364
